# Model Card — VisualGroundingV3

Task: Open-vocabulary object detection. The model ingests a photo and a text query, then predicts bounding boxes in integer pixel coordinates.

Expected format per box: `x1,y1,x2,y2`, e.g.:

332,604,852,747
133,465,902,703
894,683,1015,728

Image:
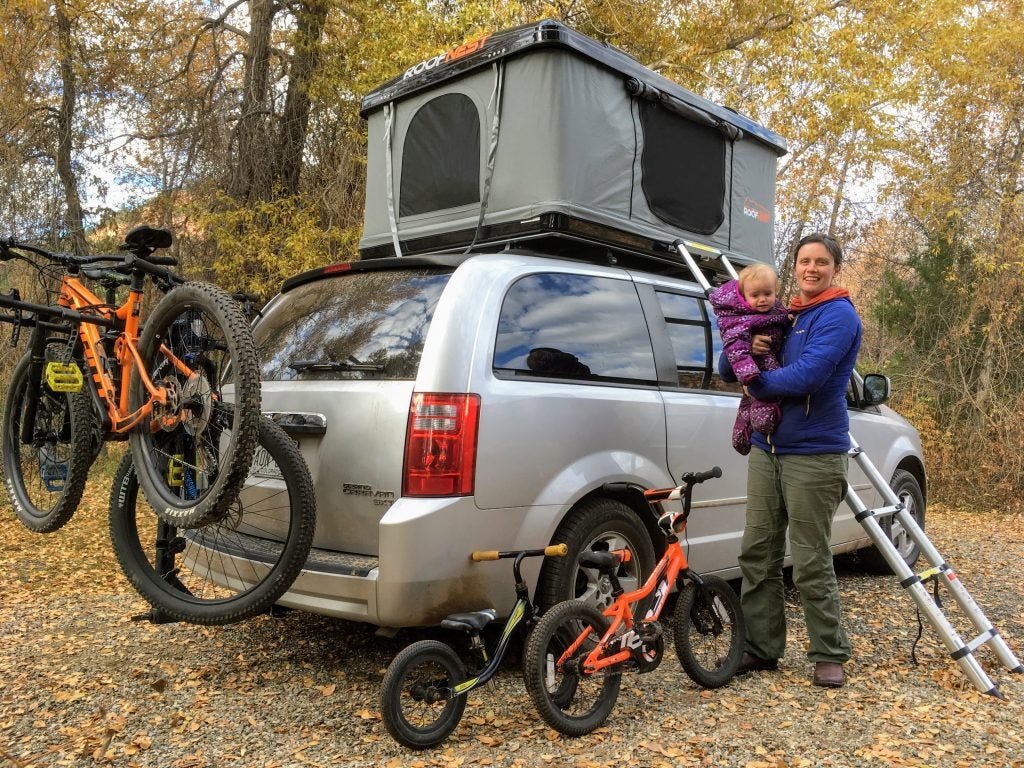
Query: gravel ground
2,477,1023,768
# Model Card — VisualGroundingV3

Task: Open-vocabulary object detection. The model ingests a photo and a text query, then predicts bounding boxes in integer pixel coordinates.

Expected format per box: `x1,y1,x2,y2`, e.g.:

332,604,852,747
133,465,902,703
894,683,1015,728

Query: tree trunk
54,0,87,256
276,1,328,197
227,0,275,203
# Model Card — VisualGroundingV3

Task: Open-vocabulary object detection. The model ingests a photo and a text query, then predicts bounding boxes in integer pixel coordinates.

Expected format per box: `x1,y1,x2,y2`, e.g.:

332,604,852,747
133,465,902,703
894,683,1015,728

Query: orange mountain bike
523,467,744,736
0,226,261,532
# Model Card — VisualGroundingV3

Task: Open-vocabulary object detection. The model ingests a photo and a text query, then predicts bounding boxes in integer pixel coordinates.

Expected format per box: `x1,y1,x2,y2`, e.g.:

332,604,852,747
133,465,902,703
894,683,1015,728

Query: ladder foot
1010,665,1023,674
984,686,1004,700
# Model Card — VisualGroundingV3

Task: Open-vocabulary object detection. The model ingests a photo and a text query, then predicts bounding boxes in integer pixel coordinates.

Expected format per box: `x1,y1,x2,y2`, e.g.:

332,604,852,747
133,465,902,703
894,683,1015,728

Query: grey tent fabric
359,20,787,266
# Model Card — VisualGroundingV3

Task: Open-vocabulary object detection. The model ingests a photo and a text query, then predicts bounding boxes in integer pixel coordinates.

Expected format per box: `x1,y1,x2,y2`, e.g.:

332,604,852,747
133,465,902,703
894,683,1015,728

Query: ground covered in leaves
2,472,1023,768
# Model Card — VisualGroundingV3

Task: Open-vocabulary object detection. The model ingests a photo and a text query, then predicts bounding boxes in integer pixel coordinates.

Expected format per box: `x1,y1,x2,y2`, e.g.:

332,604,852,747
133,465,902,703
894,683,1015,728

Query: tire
380,640,468,750
523,600,620,737
672,575,744,689
860,469,925,574
128,282,261,529
110,415,315,625
2,347,94,533
538,498,655,613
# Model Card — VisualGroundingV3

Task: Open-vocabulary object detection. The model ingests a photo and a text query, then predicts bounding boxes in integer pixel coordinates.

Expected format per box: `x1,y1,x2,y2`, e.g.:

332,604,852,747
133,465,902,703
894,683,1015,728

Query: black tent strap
624,77,743,141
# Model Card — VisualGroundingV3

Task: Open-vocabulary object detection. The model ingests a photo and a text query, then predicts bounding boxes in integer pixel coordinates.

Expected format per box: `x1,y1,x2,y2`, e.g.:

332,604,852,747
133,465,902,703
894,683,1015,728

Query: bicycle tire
380,640,468,750
128,281,261,528
672,574,744,688
110,415,315,625
2,347,94,533
523,600,620,737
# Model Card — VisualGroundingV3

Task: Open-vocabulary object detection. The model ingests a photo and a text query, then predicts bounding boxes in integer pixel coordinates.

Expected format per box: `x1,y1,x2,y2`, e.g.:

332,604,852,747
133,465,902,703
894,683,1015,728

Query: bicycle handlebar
471,543,568,561
679,466,722,485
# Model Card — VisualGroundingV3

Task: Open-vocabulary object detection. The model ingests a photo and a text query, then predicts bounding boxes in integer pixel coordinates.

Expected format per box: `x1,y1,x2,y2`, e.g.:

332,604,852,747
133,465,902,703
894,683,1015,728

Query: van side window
655,291,742,393
494,273,657,384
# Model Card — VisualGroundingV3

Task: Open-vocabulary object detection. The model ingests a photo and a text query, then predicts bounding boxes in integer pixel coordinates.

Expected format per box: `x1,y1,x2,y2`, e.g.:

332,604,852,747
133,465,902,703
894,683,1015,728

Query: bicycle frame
579,538,693,674
56,272,180,434
450,545,568,697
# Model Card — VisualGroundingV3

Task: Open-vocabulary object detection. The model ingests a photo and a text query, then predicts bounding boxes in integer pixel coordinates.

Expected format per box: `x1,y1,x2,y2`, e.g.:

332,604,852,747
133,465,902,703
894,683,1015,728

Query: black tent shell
359,19,787,268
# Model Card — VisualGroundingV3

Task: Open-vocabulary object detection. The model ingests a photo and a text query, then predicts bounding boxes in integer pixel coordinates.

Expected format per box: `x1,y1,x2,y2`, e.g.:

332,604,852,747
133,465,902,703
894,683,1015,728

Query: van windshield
253,269,452,381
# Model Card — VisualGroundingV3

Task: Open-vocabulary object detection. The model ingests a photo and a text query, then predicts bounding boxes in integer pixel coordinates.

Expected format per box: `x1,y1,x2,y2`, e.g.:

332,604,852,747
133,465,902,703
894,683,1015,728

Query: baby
709,263,790,454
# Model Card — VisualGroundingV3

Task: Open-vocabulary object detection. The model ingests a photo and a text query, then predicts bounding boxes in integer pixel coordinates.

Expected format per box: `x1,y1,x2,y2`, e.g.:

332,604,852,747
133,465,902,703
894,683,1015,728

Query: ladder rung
854,503,902,522
954,628,1000,659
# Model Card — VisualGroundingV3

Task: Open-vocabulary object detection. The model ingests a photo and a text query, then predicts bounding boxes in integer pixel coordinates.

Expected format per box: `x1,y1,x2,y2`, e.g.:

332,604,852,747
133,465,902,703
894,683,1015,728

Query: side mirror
861,373,890,407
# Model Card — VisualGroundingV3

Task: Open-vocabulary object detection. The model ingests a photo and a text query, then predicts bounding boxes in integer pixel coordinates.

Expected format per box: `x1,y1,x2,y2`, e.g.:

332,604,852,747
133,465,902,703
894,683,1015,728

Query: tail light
403,393,480,497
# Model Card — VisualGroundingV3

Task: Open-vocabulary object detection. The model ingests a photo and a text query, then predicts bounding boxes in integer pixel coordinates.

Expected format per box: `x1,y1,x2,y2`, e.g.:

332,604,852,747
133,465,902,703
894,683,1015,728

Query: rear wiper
288,357,385,373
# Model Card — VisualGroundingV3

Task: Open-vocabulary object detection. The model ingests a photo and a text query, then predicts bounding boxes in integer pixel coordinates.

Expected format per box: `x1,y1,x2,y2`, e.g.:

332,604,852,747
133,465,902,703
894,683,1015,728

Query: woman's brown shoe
812,662,845,687
735,652,779,675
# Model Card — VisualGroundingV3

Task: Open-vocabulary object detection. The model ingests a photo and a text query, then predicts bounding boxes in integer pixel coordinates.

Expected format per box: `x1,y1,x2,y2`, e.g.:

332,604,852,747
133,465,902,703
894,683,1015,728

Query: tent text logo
403,35,491,80
743,197,770,223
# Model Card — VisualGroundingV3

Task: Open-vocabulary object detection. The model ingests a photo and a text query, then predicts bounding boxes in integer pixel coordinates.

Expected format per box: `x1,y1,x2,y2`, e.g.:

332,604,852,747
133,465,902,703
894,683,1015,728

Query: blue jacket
719,296,862,454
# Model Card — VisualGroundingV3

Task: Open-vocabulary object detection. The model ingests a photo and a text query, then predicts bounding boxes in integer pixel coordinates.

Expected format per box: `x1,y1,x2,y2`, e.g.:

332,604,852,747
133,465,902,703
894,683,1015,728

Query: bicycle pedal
638,621,663,642
44,361,84,392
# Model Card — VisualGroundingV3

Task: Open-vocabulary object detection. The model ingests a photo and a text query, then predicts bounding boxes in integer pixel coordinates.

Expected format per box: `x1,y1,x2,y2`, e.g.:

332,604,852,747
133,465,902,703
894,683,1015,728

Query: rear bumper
275,496,555,627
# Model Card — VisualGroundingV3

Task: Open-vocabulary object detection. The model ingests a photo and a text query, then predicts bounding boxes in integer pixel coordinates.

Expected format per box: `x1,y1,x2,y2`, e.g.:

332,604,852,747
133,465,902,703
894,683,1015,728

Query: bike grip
544,543,569,558
471,550,500,561
695,466,723,483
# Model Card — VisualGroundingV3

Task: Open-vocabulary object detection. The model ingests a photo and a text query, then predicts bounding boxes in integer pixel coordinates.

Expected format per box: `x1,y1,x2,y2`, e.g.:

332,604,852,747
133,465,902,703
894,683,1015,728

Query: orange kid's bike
523,467,744,736
0,226,261,532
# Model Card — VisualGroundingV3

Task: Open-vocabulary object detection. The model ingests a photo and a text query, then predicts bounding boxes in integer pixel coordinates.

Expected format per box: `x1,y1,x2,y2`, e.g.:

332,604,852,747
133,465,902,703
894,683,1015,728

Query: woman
719,232,862,688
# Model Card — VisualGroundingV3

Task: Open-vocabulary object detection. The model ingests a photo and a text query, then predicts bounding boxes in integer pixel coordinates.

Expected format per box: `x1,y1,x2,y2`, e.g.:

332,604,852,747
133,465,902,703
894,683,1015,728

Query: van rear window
254,270,452,381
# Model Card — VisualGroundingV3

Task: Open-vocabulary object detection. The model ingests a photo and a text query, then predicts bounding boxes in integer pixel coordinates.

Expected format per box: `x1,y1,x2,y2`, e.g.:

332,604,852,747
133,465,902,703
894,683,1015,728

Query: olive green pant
739,448,852,664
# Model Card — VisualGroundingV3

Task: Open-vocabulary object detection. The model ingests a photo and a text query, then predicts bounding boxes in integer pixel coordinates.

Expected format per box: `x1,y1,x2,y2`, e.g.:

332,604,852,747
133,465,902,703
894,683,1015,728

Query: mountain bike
523,467,743,737
108,411,316,625
0,226,261,532
380,544,567,749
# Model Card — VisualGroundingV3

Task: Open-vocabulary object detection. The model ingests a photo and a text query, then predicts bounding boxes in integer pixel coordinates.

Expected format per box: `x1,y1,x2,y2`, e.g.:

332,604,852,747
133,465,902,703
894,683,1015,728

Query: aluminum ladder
673,238,1022,697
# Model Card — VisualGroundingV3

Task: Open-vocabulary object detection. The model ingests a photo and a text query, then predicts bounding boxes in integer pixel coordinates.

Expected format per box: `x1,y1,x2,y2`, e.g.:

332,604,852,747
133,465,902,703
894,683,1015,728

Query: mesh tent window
638,101,726,235
400,93,481,216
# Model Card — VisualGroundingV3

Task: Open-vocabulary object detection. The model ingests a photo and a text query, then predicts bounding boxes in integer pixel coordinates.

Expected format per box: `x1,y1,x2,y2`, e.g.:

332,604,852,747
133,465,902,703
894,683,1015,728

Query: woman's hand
751,334,772,355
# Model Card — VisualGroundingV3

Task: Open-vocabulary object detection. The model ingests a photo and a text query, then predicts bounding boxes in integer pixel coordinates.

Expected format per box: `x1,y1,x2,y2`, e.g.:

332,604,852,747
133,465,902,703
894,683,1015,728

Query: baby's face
742,275,777,312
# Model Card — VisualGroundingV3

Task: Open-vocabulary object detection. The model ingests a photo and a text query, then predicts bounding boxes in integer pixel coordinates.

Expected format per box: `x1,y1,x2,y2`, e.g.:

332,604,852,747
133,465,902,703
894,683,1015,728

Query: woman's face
794,242,839,300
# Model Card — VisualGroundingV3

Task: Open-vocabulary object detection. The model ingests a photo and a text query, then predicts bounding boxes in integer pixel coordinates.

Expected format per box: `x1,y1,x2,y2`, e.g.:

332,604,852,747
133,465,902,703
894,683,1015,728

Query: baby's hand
751,334,772,355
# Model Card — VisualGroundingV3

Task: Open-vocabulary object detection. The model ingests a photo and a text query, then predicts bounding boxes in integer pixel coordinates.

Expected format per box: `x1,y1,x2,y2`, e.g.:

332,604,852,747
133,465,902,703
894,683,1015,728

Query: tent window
400,93,481,216
638,101,726,234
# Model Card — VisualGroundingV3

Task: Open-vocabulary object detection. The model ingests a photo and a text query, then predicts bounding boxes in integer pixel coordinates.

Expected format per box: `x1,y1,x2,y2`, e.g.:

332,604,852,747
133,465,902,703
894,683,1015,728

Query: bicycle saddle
123,225,173,251
441,608,497,633
579,550,625,574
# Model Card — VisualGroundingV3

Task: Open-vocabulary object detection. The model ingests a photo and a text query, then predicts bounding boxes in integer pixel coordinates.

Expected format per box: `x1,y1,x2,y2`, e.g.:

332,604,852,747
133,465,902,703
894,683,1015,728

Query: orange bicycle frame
57,274,191,434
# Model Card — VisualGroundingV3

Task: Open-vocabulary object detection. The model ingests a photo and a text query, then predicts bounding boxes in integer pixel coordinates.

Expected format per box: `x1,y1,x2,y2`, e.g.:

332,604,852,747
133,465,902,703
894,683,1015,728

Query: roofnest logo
743,197,771,224
403,35,492,80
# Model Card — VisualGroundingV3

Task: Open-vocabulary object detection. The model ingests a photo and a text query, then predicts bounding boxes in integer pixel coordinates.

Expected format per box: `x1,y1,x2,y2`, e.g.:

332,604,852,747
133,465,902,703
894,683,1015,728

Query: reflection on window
494,273,657,384
655,291,740,393
254,270,452,381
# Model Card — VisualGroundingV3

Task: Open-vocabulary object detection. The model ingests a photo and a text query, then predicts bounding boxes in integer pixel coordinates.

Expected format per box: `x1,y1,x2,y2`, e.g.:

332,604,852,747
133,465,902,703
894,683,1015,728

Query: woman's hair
737,262,778,295
795,232,844,267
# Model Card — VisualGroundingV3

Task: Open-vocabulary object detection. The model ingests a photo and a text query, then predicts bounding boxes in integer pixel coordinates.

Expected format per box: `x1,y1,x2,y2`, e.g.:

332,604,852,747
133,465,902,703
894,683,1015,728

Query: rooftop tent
358,20,787,267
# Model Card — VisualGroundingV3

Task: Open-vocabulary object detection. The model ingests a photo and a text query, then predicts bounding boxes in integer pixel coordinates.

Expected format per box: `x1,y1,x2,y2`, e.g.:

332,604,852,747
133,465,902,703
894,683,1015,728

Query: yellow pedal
167,454,185,488
44,362,84,392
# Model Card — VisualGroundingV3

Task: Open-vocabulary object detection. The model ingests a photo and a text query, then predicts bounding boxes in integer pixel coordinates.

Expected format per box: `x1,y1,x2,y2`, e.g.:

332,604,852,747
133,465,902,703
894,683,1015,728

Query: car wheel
538,497,655,612
860,469,925,574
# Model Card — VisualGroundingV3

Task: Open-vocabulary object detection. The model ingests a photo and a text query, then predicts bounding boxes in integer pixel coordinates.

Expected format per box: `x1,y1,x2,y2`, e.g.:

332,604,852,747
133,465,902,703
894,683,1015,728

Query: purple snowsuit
709,279,790,455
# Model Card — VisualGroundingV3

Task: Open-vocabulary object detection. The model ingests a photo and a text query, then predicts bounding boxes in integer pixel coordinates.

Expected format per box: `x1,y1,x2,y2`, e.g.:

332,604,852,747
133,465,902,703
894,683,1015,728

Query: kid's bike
523,467,743,736
380,544,567,749
0,226,261,531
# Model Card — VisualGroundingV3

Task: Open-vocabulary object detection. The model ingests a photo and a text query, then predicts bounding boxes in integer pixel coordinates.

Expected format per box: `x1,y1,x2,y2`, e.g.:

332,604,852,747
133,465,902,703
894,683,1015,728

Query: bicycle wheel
110,415,315,625
128,281,261,528
672,575,744,688
380,640,468,750
2,347,94,532
523,600,620,737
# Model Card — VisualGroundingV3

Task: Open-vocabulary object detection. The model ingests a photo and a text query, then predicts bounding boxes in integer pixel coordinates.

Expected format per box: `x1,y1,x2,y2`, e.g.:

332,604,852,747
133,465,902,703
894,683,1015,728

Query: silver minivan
243,249,926,629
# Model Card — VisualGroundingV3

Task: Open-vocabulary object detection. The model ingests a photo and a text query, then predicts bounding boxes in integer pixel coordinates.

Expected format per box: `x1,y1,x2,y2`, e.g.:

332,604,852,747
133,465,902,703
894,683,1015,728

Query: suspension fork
19,322,49,445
